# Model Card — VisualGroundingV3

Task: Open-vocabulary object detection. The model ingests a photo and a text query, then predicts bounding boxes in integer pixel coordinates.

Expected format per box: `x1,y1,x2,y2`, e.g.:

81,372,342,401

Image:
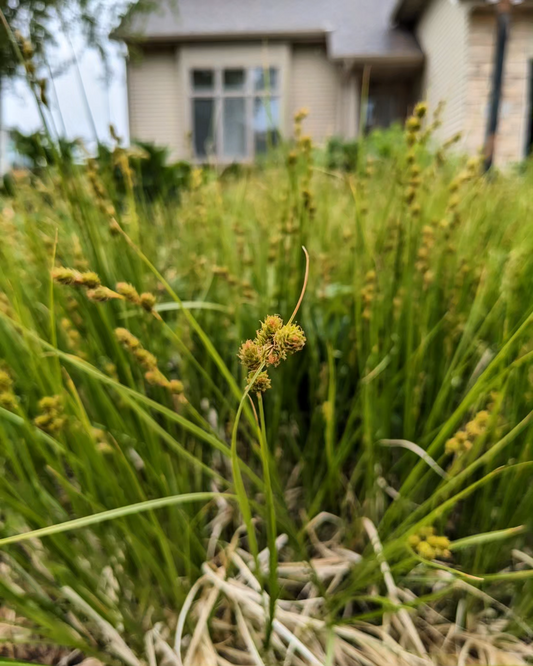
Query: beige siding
127,48,182,159
416,0,469,147
465,11,533,165
290,45,342,141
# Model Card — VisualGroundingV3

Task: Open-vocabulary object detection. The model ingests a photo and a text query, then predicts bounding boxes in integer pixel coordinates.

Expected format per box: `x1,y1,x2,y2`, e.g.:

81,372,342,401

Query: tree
0,0,146,79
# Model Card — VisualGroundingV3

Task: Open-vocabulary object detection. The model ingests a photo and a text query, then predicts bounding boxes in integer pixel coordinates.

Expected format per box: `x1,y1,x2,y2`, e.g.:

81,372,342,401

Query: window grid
190,67,280,161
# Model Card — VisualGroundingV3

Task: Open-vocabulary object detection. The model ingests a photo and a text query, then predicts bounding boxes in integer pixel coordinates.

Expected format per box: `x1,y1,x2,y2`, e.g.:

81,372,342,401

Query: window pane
192,69,214,92
253,67,279,92
224,69,245,91
253,96,280,154
223,97,247,158
193,98,215,157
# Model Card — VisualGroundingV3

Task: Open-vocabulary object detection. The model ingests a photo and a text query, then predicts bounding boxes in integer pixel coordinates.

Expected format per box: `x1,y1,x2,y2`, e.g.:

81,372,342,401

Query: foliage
5,130,192,203
97,140,192,202
325,135,359,171
0,108,533,662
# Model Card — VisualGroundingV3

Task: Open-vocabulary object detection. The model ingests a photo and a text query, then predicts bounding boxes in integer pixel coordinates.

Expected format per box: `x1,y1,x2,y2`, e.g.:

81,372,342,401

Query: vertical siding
127,47,182,159
290,45,341,142
465,11,533,164
416,0,469,146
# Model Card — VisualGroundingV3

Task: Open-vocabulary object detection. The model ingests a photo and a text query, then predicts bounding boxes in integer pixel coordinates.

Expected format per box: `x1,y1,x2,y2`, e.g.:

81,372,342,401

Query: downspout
483,0,512,172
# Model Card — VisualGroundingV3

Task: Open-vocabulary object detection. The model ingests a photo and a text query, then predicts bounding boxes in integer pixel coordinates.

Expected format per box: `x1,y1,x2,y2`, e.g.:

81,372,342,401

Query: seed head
414,102,428,119
38,395,62,413
294,107,309,123
168,379,184,394
406,117,421,133
238,340,262,371
115,327,141,350
116,282,140,303
247,370,271,394
52,267,78,285
140,292,157,312
417,540,436,559
144,369,169,387
255,315,283,346
427,535,450,550
0,370,12,392
273,324,306,358
134,349,158,370
78,272,101,289
87,286,122,302
0,392,17,411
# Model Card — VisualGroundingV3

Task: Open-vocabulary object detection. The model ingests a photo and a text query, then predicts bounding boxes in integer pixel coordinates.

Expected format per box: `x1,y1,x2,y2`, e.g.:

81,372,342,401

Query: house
114,0,533,165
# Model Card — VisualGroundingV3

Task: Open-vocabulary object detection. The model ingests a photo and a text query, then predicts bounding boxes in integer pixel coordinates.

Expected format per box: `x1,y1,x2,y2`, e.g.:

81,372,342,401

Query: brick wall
465,10,533,165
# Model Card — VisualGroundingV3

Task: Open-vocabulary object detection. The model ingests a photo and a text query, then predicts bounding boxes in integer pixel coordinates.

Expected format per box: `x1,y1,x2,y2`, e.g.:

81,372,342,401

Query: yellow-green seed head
445,437,460,453
0,392,17,411
238,340,262,371
78,272,101,289
414,102,428,119
407,534,421,548
144,370,169,387
134,349,158,370
38,395,62,414
115,328,141,350
273,324,306,358
0,370,12,392
140,292,157,312
417,540,436,560
168,379,184,394
116,282,140,303
52,267,78,285
427,535,450,550
255,315,283,345
406,117,421,133
247,370,272,394
87,286,122,302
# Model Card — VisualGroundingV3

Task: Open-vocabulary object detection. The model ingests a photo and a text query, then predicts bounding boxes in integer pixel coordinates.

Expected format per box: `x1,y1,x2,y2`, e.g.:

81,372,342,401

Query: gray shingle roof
116,0,423,62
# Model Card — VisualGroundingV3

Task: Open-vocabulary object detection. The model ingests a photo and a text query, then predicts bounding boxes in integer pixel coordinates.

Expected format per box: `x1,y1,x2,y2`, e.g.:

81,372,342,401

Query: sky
3,24,130,151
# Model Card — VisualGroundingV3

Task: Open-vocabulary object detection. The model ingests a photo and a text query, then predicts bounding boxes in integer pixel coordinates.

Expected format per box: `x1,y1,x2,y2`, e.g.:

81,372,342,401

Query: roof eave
112,27,328,44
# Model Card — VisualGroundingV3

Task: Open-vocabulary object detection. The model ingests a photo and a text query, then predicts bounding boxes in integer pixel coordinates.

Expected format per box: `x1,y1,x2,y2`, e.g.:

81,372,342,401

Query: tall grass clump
0,92,533,664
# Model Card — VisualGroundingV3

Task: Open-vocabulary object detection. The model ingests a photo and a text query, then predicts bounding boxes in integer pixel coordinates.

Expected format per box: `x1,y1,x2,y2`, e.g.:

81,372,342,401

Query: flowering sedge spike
139,292,157,312
115,328,183,394
52,267,79,286
0,369,17,412
273,323,306,359
116,282,141,304
86,287,123,303
78,272,101,289
408,529,451,561
34,395,66,434
238,340,262,371
255,315,283,345
115,328,142,351
247,371,271,394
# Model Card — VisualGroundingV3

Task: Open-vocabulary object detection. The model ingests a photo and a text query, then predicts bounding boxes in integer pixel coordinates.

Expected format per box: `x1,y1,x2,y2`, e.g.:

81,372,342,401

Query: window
190,67,280,160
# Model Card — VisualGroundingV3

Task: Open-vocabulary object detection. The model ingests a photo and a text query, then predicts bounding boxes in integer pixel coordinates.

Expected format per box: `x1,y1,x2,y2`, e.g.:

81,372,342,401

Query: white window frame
189,66,281,162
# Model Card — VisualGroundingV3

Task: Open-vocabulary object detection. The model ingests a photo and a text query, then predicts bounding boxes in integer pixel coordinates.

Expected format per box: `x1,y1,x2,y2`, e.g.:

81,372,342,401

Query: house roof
115,0,423,63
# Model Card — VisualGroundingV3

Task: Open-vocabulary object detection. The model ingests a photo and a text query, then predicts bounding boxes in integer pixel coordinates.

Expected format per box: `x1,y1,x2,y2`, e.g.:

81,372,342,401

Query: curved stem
288,246,310,325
